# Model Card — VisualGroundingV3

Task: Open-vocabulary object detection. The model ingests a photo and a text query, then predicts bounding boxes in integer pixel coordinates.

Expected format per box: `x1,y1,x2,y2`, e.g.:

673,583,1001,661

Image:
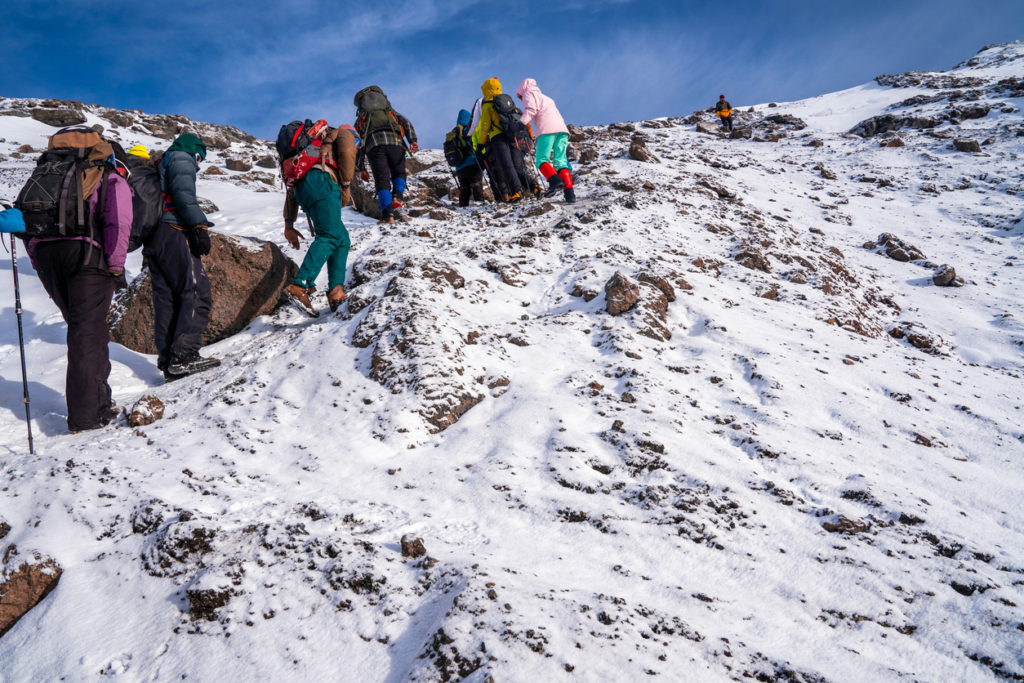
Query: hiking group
0,124,221,433
0,78,734,437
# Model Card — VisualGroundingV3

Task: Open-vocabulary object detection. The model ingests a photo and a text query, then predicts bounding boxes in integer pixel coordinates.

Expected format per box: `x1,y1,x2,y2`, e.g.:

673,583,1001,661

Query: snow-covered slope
0,42,1022,682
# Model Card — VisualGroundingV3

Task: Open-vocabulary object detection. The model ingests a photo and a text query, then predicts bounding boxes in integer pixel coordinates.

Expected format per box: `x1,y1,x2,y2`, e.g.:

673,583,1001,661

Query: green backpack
354,86,403,141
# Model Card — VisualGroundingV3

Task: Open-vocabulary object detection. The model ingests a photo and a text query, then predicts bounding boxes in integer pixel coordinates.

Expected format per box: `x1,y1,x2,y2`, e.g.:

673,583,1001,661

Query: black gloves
187,227,211,256
110,271,128,290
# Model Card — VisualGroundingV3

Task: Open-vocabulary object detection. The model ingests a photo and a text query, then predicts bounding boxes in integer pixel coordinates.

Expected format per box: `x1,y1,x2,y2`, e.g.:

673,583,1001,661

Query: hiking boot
531,183,542,199
167,351,221,377
380,204,396,224
328,285,347,312
508,192,523,204
543,174,565,198
285,283,319,318
563,188,576,204
392,191,404,208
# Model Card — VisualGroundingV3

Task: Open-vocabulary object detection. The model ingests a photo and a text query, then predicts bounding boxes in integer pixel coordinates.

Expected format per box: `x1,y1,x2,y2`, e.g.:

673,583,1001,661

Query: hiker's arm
520,91,540,125
166,154,208,229
102,174,133,273
474,105,492,150
395,113,416,146
284,187,298,224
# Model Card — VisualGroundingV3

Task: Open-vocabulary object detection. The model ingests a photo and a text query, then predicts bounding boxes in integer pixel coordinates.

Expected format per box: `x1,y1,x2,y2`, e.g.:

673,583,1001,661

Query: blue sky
1,1,1022,146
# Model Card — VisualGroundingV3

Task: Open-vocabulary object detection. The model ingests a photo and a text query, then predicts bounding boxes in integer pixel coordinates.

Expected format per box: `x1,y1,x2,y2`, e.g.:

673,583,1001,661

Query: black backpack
354,86,403,140
277,119,316,161
123,155,163,251
443,125,473,168
492,94,531,149
15,126,112,239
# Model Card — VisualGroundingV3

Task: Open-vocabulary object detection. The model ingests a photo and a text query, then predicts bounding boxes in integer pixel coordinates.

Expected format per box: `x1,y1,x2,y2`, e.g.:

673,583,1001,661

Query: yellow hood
481,77,502,98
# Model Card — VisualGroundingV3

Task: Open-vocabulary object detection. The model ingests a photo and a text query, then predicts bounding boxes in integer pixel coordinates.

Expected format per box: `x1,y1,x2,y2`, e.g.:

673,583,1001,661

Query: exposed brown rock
954,139,982,153
1,546,62,638
109,232,297,354
604,272,640,315
128,395,165,427
401,534,427,558
30,108,86,127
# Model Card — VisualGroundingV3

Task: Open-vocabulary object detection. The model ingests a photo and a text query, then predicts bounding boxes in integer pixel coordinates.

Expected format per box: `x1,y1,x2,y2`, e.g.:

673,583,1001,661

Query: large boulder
350,178,382,220
109,231,297,354
29,108,86,127
1,544,62,638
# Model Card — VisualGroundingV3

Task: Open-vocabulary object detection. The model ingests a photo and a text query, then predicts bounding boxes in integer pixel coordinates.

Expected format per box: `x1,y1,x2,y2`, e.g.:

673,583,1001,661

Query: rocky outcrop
604,272,640,315
128,395,166,427
954,139,982,153
226,158,252,172
932,264,965,287
351,259,499,433
29,108,86,127
869,233,926,262
849,114,940,137
1,544,62,638
109,232,297,354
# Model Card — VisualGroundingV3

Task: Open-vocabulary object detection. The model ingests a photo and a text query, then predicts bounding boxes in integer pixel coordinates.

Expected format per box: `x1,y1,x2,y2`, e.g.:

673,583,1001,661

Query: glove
187,227,211,257
110,270,128,290
409,142,419,154
360,170,370,182
284,224,304,249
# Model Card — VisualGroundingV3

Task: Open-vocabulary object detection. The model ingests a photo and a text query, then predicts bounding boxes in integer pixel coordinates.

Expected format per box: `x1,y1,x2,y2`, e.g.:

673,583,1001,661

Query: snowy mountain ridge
0,42,1022,682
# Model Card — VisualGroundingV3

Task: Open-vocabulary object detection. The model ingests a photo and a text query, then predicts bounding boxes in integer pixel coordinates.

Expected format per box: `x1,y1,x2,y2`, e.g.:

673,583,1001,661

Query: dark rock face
400,534,427,558
128,395,165,427
29,108,86,127
628,134,657,162
848,114,940,137
604,272,640,315
875,233,925,262
226,158,252,172
954,139,982,153
932,264,965,287
351,179,382,220
1,545,63,638
730,127,753,139
735,247,771,273
764,113,807,130
255,155,277,169
109,232,297,354
633,282,671,341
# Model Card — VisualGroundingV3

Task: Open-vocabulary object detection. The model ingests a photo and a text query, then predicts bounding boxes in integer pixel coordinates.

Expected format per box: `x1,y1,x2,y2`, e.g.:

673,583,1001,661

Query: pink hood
516,78,568,137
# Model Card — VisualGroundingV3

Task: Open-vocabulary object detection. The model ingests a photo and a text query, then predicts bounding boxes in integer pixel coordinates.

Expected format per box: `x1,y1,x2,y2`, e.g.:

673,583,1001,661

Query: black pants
720,115,734,131
367,144,407,192
143,223,212,370
33,240,114,431
456,164,484,206
488,134,527,197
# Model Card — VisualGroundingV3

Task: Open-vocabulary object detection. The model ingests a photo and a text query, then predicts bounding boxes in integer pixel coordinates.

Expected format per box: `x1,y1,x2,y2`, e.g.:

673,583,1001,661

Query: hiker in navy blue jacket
452,109,485,207
144,133,220,381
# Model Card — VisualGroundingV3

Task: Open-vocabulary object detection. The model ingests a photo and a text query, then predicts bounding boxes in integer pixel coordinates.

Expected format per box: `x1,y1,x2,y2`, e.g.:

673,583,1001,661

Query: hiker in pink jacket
516,78,575,203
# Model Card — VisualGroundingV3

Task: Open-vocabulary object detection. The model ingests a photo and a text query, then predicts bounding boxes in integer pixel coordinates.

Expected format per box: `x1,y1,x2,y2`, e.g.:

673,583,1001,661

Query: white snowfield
0,42,1022,682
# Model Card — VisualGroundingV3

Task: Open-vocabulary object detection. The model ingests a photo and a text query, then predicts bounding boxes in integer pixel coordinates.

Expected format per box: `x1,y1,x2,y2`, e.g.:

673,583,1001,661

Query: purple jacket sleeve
100,174,133,272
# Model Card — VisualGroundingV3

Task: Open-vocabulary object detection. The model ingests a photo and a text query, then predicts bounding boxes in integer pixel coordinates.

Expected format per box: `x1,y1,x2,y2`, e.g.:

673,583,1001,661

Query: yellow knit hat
127,144,150,159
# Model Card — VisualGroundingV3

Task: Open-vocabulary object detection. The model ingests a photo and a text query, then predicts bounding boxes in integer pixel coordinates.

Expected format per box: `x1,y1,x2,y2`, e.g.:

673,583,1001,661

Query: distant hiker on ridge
516,78,575,204
278,120,358,317
146,133,220,381
15,125,133,431
353,86,418,224
716,94,734,132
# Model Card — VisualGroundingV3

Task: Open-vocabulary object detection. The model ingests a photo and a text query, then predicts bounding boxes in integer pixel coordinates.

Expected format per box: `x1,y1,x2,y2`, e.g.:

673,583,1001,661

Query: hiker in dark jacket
716,95,734,132
474,77,529,202
23,131,133,432
144,133,220,381
283,124,358,316
353,86,418,224
451,109,485,207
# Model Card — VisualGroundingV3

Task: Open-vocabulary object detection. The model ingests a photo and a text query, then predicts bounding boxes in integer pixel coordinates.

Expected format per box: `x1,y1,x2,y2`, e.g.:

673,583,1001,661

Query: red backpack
276,119,334,188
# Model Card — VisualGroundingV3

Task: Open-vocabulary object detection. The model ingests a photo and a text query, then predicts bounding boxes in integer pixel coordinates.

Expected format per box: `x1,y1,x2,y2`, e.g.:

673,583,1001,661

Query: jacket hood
516,78,539,99
457,109,472,126
168,133,207,161
481,78,502,98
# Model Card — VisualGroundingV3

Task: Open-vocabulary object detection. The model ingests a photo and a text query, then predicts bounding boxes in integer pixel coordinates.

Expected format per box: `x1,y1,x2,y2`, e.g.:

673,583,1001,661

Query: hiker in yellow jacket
715,95,734,132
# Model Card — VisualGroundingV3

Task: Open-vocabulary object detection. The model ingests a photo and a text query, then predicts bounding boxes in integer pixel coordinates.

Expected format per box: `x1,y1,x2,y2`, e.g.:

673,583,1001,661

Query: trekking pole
9,234,34,454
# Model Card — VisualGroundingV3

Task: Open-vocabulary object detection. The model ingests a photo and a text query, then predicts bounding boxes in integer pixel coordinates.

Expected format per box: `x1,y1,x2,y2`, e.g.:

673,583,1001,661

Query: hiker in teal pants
282,124,357,316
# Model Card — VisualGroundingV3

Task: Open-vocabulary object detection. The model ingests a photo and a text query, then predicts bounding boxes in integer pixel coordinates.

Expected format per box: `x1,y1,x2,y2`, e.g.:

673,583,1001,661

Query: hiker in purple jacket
27,168,133,432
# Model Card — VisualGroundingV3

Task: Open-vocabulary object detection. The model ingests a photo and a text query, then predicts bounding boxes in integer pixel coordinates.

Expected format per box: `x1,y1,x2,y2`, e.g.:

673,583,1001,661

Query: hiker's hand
409,142,419,154
188,227,211,257
284,224,303,249
110,270,128,290
360,170,370,182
